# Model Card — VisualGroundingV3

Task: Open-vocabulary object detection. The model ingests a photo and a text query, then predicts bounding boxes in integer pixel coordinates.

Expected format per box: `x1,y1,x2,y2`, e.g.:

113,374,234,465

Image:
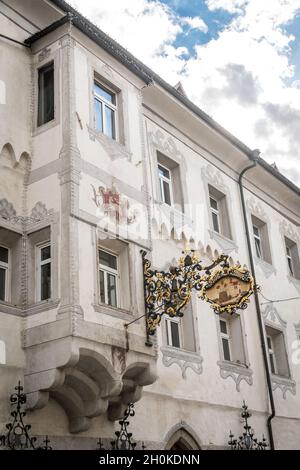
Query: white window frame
94,80,118,140
0,245,10,302
158,163,173,206
253,224,263,259
209,196,220,233
36,241,52,302
220,318,232,361
267,335,277,375
165,316,182,349
286,244,294,276
98,249,119,308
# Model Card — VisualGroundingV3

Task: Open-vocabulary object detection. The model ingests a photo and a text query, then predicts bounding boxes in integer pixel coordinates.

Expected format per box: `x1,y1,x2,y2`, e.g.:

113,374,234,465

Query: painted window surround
161,297,203,378
32,46,60,136
202,164,238,255
215,312,253,391
87,60,132,162
262,304,296,399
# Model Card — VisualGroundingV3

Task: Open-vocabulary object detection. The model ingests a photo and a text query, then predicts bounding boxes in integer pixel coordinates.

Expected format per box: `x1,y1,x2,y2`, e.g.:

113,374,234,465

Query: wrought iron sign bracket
142,249,256,338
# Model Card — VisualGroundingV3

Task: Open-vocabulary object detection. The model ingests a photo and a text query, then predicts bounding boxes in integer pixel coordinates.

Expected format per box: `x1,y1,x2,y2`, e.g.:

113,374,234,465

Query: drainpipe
238,150,275,450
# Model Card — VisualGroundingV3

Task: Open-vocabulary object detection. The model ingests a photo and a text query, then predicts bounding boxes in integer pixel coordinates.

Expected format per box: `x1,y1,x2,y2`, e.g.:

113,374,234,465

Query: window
285,237,300,279
166,317,182,348
208,185,232,239
253,224,262,258
37,243,51,301
38,62,54,127
251,215,272,264
265,325,290,378
220,318,231,361
94,81,117,140
267,335,277,374
158,163,173,206
99,249,118,307
0,246,9,302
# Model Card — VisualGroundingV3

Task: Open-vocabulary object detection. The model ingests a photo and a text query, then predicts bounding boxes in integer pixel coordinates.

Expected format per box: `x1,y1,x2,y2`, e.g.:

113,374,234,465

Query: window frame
94,80,118,141
286,244,294,277
36,241,52,302
209,195,220,234
0,245,10,302
158,162,174,206
37,61,55,128
165,316,182,349
253,224,263,259
266,334,277,375
219,318,232,362
98,248,119,308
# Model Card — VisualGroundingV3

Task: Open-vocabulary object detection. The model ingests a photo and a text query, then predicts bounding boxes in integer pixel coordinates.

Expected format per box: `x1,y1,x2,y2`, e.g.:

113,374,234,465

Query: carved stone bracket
271,374,296,399
161,347,203,379
217,361,253,391
208,230,238,254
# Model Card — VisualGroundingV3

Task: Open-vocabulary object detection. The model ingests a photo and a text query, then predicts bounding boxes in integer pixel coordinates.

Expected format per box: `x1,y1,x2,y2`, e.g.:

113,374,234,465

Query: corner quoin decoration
142,250,256,335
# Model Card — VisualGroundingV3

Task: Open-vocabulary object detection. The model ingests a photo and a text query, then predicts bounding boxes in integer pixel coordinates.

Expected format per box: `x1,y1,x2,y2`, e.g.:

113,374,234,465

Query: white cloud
181,16,208,33
68,0,300,186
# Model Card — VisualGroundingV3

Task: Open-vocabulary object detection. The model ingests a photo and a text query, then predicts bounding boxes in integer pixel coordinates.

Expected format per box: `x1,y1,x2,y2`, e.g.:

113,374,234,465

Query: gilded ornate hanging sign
142,251,256,336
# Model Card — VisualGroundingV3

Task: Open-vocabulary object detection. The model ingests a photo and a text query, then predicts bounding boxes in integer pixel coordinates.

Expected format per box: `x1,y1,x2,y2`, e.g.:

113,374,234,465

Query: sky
68,0,300,187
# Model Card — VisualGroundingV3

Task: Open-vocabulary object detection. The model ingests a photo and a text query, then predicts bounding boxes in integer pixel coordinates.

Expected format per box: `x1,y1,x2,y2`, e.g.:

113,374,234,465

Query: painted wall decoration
91,183,136,225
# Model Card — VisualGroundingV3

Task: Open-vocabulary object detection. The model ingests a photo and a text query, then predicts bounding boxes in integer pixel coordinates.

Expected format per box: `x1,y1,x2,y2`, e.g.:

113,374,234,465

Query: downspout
238,150,276,450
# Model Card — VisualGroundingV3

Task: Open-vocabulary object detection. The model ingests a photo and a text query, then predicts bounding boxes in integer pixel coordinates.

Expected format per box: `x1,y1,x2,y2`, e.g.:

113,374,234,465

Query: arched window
165,427,201,450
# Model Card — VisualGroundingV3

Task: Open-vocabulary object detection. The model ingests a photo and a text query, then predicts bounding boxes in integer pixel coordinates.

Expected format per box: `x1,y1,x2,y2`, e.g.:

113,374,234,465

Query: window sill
271,374,296,398
0,301,23,316
93,303,133,321
254,256,276,278
208,229,238,254
26,299,60,315
87,125,132,162
217,360,253,391
32,118,58,137
161,346,203,378
287,275,300,293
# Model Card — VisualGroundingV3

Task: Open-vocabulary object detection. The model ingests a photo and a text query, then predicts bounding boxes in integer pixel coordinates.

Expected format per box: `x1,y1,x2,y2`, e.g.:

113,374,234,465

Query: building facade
0,0,300,450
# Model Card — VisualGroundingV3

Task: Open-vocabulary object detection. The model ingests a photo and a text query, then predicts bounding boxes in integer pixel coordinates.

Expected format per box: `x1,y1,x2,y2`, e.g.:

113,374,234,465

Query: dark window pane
253,225,259,236
0,247,8,263
163,180,171,205
94,82,115,104
107,273,117,307
269,354,276,374
212,212,220,233
222,338,231,361
287,257,294,276
105,106,116,139
38,63,54,127
0,268,6,301
99,250,117,269
170,321,180,348
210,197,218,211
41,245,51,261
267,337,272,349
99,269,105,304
41,263,51,301
255,238,262,258
95,99,103,132
220,320,227,334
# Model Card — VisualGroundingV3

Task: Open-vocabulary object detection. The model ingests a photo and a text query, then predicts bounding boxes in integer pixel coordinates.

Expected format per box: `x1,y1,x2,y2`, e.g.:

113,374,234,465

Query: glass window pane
267,337,272,349
288,257,294,276
253,225,259,236
41,245,51,261
158,165,170,179
255,238,262,258
94,82,115,104
210,197,218,211
41,263,51,301
107,273,117,307
38,63,54,127
0,268,6,301
0,247,8,263
99,250,117,269
212,212,220,233
105,106,116,139
269,354,276,374
222,338,231,361
99,269,105,304
162,180,171,205
170,321,180,348
95,99,103,132
220,319,227,334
